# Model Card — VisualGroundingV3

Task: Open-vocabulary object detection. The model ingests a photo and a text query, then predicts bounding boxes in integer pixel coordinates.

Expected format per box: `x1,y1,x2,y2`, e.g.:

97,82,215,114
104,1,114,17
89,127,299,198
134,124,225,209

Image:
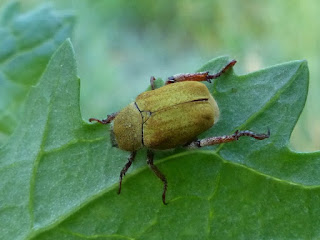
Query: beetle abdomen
143,101,216,149
136,82,219,150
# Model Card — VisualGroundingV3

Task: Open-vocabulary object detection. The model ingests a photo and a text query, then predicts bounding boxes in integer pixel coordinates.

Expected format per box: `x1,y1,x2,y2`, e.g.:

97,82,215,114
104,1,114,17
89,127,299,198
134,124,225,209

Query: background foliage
0,1,74,142
0,0,319,151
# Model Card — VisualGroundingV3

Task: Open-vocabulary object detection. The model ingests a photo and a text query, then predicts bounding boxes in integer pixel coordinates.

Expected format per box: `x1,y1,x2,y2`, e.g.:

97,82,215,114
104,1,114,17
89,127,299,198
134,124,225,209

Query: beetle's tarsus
187,128,270,148
89,112,119,125
234,129,270,140
166,59,236,84
162,191,168,205
118,151,137,195
147,150,168,205
206,59,237,80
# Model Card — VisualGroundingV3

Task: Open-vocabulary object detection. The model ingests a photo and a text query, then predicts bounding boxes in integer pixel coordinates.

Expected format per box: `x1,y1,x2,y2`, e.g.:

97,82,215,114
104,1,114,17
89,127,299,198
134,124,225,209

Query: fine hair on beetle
89,59,270,205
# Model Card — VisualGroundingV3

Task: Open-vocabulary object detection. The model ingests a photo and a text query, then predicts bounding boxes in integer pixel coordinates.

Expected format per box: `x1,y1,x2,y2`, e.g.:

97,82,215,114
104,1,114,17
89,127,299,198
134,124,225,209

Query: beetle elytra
89,60,270,205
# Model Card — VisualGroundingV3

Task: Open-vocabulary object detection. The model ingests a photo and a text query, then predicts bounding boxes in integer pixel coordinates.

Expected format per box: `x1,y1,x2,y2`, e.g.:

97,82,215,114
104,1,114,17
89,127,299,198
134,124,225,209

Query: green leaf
0,2,74,144
0,40,318,239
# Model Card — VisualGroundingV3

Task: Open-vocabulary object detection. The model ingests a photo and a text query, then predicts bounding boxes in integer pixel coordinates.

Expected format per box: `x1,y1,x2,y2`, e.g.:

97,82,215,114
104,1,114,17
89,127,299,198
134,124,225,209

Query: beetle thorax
112,103,143,151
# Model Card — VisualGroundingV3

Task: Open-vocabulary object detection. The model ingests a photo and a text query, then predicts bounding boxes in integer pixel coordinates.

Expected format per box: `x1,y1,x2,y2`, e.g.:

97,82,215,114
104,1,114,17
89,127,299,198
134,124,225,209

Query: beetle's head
110,125,119,148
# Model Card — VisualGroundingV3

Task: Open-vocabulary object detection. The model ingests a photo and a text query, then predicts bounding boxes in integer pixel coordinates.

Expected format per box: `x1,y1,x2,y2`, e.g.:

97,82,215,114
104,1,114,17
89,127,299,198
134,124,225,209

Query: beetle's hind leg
166,59,237,84
187,128,270,148
118,151,137,194
89,112,118,124
147,150,168,205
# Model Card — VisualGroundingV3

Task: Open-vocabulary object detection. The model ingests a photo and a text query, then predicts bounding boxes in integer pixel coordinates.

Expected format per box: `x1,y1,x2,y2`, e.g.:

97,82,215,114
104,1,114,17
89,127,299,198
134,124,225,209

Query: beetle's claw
230,59,237,66
118,184,122,194
162,195,168,205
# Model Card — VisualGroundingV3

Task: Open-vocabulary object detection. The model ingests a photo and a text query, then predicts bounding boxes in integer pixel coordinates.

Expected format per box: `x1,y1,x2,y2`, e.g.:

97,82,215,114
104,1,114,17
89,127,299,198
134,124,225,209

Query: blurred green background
1,0,319,151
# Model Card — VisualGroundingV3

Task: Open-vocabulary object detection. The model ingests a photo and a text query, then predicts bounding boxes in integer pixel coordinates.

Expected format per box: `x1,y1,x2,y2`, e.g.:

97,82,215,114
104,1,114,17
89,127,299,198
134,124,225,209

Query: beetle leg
147,150,168,205
118,151,137,194
166,59,237,84
187,128,270,148
89,112,118,124
205,59,237,82
150,76,156,90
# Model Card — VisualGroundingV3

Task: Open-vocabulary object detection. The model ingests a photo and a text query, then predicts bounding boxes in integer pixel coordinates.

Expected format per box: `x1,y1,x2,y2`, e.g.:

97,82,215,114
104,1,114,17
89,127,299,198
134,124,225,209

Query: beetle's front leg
89,112,118,124
166,59,237,84
118,151,137,194
150,76,156,90
147,150,168,205
187,129,270,148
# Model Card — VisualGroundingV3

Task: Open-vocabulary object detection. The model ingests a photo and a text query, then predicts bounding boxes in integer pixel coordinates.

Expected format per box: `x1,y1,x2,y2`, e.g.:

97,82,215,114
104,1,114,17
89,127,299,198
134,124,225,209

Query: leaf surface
0,41,318,239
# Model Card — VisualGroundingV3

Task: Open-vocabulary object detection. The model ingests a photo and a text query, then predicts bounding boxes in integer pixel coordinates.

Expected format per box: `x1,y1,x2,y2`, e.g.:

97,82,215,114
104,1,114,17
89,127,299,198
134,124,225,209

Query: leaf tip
51,38,76,60
197,55,234,73
300,59,308,68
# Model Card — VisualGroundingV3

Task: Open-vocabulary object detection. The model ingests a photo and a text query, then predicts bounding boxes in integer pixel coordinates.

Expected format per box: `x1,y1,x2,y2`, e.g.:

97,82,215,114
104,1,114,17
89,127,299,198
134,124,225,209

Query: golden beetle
89,60,270,204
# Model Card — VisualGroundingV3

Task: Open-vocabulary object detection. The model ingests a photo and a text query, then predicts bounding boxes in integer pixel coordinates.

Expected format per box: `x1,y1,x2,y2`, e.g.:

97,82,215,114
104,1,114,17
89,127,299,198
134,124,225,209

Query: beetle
89,60,270,205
